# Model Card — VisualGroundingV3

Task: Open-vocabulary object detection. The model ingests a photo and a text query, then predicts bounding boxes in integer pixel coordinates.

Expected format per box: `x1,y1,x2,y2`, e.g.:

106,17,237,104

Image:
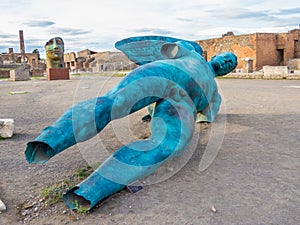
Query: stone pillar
19,30,26,63
242,58,254,73
8,48,14,62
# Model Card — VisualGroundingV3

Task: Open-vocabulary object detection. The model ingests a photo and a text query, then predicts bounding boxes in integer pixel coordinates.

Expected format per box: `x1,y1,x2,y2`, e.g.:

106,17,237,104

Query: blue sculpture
25,36,237,211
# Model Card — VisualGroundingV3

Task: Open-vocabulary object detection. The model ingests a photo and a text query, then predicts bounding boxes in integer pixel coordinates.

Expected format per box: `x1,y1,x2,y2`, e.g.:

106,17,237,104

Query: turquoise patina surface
25,36,237,210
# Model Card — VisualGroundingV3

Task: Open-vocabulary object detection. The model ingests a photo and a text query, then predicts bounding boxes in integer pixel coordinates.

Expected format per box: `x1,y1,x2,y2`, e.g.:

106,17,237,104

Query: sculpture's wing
115,36,202,65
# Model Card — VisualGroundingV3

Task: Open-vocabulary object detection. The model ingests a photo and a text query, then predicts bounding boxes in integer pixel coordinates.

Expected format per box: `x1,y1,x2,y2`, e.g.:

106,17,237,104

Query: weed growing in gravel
40,180,73,206
39,164,97,207
75,165,94,180
74,200,88,214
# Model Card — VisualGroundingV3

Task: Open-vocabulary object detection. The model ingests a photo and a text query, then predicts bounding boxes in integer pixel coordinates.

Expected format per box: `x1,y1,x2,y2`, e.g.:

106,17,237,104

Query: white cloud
0,0,299,58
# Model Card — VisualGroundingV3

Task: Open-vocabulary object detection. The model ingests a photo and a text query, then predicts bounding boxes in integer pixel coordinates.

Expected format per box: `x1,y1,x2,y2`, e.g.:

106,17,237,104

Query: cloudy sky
0,0,299,58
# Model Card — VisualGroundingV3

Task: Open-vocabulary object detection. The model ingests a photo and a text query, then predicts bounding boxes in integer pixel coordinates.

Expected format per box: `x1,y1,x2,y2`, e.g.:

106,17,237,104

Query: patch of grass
39,164,98,209
41,187,51,197
93,162,101,168
75,165,94,180
71,73,104,76
216,76,251,80
109,73,127,77
40,180,74,205
40,164,97,207
74,200,88,214
30,75,46,80
71,72,128,77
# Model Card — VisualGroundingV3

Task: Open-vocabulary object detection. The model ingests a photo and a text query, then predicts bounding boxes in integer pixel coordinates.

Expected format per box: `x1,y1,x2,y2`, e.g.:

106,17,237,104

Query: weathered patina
45,37,65,68
25,36,237,211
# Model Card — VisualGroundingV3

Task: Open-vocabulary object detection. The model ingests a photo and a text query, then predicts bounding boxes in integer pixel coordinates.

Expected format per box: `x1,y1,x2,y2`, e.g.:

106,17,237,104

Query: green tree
32,49,40,60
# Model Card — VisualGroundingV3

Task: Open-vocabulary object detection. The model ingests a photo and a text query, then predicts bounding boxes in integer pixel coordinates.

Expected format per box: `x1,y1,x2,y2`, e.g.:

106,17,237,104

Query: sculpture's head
44,37,65,68
209,52,237,76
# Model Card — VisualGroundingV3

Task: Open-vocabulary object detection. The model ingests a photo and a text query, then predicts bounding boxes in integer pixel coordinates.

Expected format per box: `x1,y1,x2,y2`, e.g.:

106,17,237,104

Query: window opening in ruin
294,40,300,58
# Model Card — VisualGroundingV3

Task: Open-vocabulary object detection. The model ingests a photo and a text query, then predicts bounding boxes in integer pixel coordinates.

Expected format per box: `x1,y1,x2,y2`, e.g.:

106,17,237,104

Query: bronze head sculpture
44,37,65,68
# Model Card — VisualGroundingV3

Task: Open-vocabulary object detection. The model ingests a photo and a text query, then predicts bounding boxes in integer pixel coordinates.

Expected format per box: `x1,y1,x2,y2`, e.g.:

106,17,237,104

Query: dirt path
0,76,300,224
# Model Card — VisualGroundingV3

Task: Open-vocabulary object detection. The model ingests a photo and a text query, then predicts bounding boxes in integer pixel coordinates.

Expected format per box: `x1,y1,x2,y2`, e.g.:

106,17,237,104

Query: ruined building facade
0,48,44,75
2,29,299,78
64,49,137,73
66,29,300,73
196,29,300,71
0,30,45,78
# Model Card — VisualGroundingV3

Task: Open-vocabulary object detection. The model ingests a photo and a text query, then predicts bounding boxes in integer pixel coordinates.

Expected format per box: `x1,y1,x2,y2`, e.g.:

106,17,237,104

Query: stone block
46,68,70,80
9,69,30,81
263,66,289,79
287,58,300,70
0,199,6,211
0,119,14,138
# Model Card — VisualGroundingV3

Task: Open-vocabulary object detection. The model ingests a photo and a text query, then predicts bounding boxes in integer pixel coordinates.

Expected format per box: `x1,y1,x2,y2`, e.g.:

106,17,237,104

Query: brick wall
0,70,10,78
196,29,300,71
46,68,69,80
256,33,278,69
196,34,257,70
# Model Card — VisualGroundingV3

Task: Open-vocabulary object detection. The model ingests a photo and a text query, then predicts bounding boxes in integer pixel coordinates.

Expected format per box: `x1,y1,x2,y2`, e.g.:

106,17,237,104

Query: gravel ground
0,75,300,225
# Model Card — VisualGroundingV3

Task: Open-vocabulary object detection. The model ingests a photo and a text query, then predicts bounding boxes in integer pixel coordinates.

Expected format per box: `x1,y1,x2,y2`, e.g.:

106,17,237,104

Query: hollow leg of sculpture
63,99,195,210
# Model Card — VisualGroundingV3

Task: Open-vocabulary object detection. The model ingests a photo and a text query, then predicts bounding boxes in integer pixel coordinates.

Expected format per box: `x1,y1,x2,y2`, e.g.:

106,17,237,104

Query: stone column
19,30,26,63
242,58,254,73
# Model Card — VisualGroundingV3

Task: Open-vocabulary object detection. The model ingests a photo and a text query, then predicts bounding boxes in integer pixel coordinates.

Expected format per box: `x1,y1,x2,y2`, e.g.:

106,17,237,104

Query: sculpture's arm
25,58,195,164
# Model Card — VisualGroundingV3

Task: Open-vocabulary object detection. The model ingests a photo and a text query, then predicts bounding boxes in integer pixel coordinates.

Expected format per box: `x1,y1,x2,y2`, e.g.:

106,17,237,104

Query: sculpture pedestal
46,68,70,80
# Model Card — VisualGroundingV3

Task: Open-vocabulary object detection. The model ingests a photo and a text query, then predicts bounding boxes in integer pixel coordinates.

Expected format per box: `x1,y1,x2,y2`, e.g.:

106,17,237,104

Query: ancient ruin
0,30,45,79
64,49,137,73
1,28,299,80
196,29,300,72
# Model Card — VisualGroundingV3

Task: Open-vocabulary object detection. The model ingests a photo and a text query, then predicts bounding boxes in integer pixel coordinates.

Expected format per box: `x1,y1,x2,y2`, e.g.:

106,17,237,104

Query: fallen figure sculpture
25,36,237,211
